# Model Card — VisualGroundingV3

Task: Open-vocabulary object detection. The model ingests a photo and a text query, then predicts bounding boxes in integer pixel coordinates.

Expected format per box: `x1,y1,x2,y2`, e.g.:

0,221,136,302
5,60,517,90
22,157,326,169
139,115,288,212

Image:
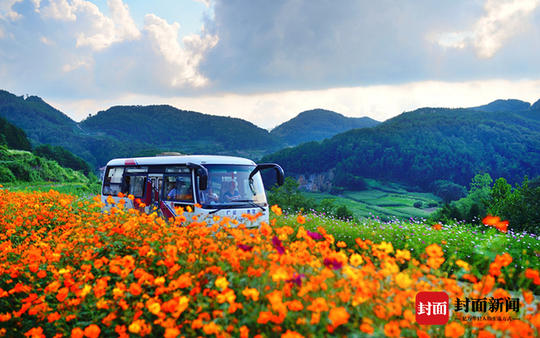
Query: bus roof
105,155,256,167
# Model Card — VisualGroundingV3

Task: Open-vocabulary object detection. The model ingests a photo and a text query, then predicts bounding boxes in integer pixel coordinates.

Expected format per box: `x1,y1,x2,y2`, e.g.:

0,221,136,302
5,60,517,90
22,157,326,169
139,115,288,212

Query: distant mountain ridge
80,104,283,154
0,89,380,167
262,102,540,193
470,99,535,112
270,109,379,146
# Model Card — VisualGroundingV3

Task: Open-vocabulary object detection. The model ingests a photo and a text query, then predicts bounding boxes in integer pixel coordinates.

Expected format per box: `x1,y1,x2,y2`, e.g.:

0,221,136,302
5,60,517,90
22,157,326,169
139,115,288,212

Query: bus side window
164,175,193,202
123,175,146,198
103,167,124,195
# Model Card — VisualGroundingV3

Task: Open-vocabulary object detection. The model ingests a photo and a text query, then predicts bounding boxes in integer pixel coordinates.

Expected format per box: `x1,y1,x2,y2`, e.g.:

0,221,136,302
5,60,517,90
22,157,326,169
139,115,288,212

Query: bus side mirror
249,163,284,186
187,162,208,190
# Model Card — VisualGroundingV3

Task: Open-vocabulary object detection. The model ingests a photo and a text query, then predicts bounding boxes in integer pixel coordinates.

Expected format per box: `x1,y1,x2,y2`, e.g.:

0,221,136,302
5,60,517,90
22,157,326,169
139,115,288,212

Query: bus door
160,166,195,219
147,174,163,213
122,167,148,209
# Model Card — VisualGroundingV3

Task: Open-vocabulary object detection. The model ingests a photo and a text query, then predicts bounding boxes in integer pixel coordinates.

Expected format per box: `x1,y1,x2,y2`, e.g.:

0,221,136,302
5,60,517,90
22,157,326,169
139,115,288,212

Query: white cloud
437,0,540,58
75,0,140,50
143,13,218,88
0,0,23,20
62,58,92,72
40,36,53,45
41,0,76,21
108,0,140,41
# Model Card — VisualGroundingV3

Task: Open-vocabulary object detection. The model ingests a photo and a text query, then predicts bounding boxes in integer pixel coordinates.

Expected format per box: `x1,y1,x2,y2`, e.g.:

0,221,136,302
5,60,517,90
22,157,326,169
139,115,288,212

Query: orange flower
25,327,45,338
481,275,495,295
482,215,509,232
432,223,442,230
523,290,534,304
164,328,180,338
482,215,500,226
287,300,304,311
239,326,249,338
336,241,347,248
71,327,84,338
296,215,306,224
425,243,444,258
360,323,374,334
271,205,283,216
307,298,329,312
427,257,445,269
83,324,101,338
281,330,304,338
444,322,465,337
524,268,540,284
128,283,142,296
56,287,69,302
384,321,401,337
477,330,495,338
328,307,349,328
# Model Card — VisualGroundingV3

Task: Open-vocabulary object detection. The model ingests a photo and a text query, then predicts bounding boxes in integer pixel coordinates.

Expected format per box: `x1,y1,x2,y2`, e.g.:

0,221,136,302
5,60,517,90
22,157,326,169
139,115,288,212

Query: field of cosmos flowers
0,188,538,337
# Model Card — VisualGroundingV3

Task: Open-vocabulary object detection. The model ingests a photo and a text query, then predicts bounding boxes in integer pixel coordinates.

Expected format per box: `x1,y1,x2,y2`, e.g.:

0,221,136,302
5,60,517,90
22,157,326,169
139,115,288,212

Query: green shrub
0,166,15,182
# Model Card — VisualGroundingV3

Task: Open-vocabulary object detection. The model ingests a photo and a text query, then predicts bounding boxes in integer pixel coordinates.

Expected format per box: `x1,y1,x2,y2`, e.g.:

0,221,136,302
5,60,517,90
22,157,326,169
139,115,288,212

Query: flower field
0,189,539,337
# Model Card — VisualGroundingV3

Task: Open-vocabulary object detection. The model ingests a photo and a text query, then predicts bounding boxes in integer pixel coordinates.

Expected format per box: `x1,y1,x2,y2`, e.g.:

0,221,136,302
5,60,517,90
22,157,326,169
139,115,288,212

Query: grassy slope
305,178,441,219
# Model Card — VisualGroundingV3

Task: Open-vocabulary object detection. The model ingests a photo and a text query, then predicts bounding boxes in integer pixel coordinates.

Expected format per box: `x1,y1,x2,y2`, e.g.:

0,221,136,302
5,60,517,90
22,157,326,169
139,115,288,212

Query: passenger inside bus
167,178,193,201
223,181,241,202
201,187,219,204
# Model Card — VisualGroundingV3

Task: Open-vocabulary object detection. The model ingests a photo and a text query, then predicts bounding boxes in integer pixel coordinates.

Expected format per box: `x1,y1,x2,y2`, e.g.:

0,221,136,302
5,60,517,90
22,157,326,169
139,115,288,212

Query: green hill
270,109,379,146
0,115,31,151
0,146,89,183
0,90,160,167
262,101,540,192
80,105,283,155
0,116,92,183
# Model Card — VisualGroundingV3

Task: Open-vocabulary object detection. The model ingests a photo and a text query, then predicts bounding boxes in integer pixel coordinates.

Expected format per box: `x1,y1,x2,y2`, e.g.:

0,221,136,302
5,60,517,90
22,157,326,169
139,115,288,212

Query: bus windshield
199,164,266,208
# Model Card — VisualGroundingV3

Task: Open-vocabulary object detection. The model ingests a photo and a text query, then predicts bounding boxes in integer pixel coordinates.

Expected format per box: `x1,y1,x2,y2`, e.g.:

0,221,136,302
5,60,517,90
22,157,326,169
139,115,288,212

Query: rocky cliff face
297,170,335,192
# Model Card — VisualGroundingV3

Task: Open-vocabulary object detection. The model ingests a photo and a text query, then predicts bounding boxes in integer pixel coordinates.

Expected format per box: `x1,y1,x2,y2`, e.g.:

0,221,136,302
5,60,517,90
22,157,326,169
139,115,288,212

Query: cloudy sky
1,0,540,129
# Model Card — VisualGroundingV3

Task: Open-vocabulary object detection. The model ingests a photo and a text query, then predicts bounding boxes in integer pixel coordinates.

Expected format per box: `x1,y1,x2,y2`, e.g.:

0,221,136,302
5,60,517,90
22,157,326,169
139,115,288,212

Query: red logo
415,291,449,325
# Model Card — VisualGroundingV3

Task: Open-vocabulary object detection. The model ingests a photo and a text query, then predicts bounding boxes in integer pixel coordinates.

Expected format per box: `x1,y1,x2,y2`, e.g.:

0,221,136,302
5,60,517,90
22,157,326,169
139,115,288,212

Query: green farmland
305,179,442,219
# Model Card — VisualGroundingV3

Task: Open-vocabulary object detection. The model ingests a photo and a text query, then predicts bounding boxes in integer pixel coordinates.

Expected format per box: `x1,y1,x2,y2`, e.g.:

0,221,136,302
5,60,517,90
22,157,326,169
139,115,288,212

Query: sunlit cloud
436,0,540,58
143,13,218,88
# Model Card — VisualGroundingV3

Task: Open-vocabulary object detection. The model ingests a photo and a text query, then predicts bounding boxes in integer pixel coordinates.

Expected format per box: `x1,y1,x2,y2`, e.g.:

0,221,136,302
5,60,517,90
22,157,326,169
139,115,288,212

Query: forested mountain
80,105,283,154
471,99,532,112
0,116,31,151
262,102,540,192
0,90,381,167
270,109,379,146
0,116,91,182
0,90,155,167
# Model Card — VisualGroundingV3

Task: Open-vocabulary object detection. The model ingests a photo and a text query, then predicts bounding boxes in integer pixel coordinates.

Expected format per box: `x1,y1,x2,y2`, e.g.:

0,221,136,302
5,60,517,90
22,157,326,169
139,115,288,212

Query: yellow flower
147,302,161,315
455,259,470,271
242,288,259,301
215,277,229,291
395,272,412,289
128,322,141,334
375,241,394,254
396,249,411,261
80,285,92,298
349,254,363,266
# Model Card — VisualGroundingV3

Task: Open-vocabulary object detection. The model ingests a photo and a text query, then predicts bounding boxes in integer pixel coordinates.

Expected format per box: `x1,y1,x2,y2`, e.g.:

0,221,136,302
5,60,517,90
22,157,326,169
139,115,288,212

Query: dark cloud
200,0,540,92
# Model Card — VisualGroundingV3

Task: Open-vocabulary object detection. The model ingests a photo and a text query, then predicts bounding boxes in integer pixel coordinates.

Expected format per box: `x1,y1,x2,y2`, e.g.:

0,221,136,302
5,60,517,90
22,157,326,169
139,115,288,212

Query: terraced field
305,179,442,219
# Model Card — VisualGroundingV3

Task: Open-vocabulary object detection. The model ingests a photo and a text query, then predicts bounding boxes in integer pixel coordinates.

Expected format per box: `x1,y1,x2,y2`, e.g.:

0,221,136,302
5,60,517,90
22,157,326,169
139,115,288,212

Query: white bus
101,155,284,227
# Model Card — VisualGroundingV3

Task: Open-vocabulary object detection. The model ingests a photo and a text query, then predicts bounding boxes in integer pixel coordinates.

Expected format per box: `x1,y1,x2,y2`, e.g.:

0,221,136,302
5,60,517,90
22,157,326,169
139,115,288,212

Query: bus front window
200,165,266,207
